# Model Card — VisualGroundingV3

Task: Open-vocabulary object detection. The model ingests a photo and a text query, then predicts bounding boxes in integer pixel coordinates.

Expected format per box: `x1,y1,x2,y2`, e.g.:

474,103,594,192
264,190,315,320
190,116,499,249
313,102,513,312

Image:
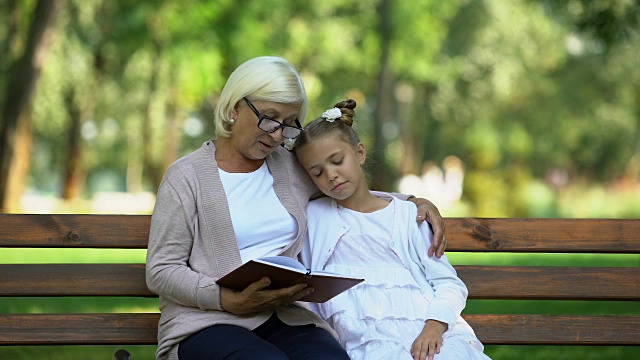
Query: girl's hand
411,320,448,360
220,277,313,314
408,197,447,258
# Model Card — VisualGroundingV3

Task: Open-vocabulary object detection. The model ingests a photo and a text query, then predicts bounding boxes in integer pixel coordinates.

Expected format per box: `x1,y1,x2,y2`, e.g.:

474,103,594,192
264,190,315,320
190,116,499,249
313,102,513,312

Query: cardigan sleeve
146,167,223,311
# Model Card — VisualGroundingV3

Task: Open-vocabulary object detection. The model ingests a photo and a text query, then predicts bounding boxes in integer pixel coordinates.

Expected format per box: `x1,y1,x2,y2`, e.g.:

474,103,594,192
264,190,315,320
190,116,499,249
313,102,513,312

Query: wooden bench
1,215,639,359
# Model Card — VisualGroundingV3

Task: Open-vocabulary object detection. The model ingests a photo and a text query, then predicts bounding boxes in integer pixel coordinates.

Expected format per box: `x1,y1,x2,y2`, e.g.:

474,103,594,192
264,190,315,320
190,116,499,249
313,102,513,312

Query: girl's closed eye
330,154,344,165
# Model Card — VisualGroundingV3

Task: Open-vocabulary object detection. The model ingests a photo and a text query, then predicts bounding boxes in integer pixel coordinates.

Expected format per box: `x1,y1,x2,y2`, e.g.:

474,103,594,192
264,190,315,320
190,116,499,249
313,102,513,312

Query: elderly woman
146,56,446,360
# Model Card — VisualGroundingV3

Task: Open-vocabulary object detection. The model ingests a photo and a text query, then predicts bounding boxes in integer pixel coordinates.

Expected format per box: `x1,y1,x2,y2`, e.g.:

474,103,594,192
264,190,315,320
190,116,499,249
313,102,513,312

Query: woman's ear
228,101,241,121
356,142,366,165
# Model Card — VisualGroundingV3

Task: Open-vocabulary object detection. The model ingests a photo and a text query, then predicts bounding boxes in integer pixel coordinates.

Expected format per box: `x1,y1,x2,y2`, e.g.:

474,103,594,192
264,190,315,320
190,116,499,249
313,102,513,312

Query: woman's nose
267,127,284,142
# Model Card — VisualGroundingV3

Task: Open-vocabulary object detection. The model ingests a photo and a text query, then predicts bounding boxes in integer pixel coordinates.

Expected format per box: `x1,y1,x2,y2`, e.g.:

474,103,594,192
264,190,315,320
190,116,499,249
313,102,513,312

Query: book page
257,256,355,279
310,269,359,279
256,256,307,272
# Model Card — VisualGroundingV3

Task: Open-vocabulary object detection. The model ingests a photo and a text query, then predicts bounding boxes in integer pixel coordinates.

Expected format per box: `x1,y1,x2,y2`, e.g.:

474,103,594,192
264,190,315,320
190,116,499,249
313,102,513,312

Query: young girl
295,99,491,360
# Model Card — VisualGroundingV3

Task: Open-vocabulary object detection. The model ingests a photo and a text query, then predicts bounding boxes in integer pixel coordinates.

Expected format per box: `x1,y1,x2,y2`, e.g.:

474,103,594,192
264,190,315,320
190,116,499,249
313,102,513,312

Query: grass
1,250,638,359
0,346,158,360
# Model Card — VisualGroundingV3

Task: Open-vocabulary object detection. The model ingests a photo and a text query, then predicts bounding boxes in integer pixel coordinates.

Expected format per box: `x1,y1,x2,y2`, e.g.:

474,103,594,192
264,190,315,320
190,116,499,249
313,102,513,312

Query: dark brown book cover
216,257,364,303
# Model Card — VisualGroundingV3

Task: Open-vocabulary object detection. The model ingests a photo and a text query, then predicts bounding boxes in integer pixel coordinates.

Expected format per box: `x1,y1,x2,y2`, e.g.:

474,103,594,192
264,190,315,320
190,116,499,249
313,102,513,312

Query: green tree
0,0,65,211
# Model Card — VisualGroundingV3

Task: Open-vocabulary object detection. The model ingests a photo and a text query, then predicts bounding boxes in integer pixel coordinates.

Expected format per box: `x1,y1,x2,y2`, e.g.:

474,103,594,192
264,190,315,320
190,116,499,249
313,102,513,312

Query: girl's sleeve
413,221,468,329
145,171,223,311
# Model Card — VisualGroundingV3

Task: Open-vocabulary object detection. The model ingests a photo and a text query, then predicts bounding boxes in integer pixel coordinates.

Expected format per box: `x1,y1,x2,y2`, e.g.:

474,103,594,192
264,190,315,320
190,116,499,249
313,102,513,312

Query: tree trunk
61,48,105,200
61,89,84,200
370,0,396,191
61,1,114,201
0,0,65,211
3,113,32,212
417,83,438,171
163,81,181,174
142,40,164,192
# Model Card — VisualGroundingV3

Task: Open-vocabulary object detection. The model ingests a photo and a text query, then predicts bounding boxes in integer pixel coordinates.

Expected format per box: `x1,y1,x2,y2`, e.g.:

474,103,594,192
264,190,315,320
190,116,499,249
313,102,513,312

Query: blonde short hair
214,56,309,138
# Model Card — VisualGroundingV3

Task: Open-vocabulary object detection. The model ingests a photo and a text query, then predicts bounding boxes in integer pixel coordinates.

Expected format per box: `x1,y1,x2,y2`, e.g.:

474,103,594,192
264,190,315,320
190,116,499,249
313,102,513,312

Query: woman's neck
214,138,264,173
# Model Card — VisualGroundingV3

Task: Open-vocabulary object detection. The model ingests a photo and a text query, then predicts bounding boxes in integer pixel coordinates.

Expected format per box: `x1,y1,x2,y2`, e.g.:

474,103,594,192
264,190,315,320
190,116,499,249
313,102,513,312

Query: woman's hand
411,320,448,360
220,277,313,315
408,197,447,258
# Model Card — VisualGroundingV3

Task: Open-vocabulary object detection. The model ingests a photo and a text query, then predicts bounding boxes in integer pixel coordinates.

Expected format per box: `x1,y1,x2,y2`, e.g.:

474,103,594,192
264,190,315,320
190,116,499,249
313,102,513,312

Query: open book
216,256,364,303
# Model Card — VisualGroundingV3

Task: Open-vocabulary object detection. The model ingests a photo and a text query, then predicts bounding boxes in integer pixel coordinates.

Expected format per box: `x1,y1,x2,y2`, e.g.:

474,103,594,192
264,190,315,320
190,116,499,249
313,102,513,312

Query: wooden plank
1,314,638,345
0,313,159,345
1,215,638,253
446,218,640,253
0,214,150,248
459,266,640,300
0,264,155,297
463,314,640,345
2,264,639,300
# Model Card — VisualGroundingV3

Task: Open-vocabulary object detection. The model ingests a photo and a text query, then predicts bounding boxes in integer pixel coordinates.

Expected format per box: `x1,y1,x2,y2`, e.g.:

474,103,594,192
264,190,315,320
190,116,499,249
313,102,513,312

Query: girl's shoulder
388,195,419,218
307,196,334,214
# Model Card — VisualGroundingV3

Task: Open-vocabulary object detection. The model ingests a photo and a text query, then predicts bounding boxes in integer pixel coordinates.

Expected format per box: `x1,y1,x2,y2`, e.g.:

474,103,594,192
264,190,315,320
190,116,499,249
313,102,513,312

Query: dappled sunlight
558,183,640,218
397,157,640,218
397,156,467,216
19,191,156,214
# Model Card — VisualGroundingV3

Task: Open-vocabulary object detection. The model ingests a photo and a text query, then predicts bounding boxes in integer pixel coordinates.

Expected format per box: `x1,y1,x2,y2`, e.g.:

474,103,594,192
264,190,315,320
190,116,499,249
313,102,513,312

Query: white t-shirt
218,161,298,262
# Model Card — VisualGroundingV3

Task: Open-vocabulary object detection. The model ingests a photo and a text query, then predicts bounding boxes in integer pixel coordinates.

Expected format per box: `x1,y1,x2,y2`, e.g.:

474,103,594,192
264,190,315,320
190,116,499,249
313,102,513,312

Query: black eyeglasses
243,97,303,139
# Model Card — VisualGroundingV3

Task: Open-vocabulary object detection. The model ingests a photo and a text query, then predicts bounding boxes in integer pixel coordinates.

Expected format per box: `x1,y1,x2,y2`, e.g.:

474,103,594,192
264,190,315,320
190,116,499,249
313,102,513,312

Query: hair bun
334,99,356,126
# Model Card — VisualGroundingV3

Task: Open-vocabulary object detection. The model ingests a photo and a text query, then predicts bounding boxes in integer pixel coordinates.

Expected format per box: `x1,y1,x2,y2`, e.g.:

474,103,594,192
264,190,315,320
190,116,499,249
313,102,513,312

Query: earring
228,118,236,124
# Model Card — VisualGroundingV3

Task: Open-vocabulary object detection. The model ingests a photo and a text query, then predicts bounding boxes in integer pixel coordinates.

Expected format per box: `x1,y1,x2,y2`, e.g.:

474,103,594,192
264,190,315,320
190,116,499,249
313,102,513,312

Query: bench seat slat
2,264,639,300
1,314,638,346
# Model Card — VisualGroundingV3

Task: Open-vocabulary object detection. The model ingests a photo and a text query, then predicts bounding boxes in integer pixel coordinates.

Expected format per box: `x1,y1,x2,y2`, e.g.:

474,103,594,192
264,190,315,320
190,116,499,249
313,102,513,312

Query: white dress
317,203,490,360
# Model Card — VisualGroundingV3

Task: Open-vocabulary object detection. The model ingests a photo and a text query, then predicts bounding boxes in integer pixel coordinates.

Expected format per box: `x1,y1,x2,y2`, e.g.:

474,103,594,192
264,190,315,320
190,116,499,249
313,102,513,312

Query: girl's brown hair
293,99,360,154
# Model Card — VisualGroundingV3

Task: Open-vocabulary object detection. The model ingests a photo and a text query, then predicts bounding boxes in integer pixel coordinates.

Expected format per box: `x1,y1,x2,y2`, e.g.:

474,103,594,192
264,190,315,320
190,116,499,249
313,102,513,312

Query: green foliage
1,4,638,359
2,0,639,210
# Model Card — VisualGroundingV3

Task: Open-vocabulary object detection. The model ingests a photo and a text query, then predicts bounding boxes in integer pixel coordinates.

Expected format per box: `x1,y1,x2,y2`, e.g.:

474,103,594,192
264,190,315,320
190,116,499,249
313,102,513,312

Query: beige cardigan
146,141,334,360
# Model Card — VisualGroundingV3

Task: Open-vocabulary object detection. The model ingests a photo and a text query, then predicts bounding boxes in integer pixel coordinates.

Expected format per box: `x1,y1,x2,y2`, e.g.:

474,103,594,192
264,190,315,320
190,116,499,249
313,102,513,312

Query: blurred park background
0,0,639,359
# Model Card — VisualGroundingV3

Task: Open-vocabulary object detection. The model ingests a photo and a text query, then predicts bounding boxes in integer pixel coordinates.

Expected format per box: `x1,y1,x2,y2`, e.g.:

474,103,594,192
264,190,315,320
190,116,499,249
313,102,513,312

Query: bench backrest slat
451,218,640,253
1,214,638,349
460,266,640,300
0,314,160,345
2,314,639,346
2,264,638,300
0,214,150,248
465,314,640,345
0,264,154,297
1,215,638,253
